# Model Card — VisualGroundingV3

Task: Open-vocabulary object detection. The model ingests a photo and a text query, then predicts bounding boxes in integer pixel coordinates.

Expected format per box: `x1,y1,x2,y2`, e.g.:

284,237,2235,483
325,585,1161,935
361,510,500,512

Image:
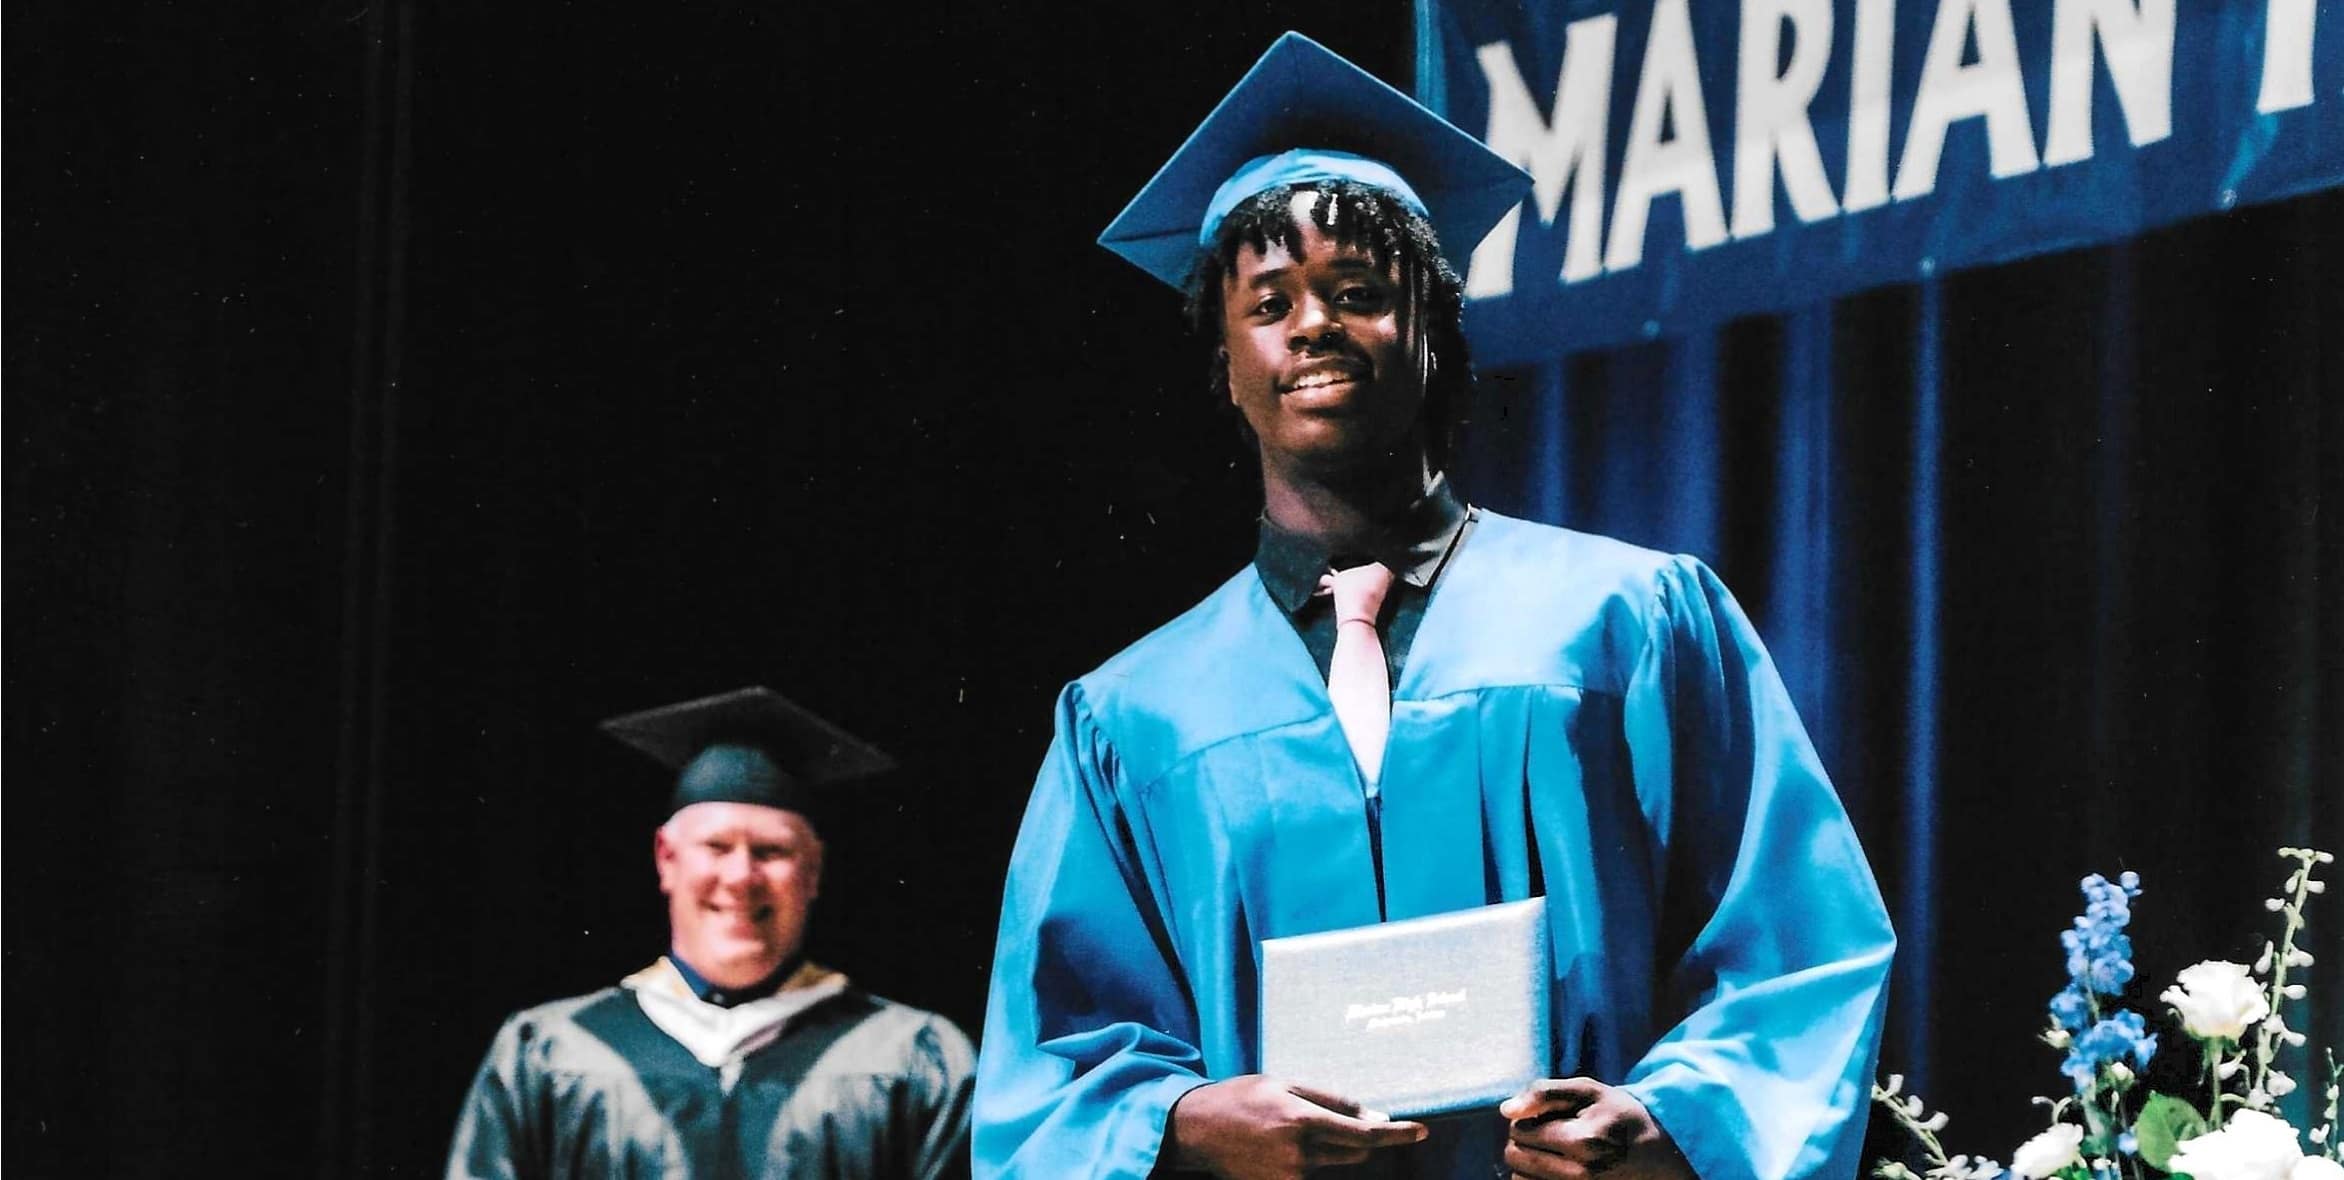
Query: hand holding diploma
1499,1078,1696,1180
1164,1075,1429,1179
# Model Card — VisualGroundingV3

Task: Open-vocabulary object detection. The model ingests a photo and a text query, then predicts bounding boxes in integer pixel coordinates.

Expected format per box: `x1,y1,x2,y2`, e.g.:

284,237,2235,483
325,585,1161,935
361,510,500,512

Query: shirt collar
1253,473,1472,614
667,947,802,1009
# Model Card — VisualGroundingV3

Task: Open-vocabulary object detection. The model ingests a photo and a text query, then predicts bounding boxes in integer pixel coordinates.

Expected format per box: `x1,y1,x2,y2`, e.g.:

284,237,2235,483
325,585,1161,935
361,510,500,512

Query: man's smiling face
1220,190,1424,479
655,801,823,988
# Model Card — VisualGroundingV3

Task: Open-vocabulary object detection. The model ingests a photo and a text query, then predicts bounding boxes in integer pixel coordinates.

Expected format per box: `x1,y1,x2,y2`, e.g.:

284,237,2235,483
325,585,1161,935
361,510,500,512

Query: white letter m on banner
1468,19,1618,299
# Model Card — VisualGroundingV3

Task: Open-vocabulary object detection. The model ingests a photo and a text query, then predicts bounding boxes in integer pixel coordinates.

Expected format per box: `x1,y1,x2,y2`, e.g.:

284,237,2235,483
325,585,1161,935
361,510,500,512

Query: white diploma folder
1258,896,1551,1119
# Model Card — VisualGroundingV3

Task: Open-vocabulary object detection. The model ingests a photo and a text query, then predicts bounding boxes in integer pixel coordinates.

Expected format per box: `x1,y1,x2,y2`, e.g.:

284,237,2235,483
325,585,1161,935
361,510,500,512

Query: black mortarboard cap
599,686,896,824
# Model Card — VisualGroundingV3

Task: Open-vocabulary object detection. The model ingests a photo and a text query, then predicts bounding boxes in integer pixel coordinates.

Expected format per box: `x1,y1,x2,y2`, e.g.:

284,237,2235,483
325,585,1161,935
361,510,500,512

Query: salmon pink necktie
1317,561,1395,790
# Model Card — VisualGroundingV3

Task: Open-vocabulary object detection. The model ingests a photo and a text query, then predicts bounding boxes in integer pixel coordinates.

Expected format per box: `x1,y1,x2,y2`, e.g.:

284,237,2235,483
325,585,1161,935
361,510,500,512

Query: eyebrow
1238,255,1386,288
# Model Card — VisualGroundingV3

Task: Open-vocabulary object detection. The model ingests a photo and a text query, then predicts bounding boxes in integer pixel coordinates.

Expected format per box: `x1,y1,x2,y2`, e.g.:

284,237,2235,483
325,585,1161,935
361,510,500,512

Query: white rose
2294,1158,2344,1180
2010,1124,2085,1179
2165,960,2272,1040
2168,1110,2303,1180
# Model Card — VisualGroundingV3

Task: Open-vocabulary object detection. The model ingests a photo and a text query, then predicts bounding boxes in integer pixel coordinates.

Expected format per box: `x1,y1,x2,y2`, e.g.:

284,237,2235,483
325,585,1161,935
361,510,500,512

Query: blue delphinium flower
2059,872,2141,995
2061,1010,2158,1086
2049,984,2092,1034
2049,872,2154,1092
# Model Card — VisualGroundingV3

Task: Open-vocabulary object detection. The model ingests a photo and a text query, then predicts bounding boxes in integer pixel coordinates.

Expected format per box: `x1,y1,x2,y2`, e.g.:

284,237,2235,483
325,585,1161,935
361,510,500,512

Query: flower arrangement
1874,847,2338,1180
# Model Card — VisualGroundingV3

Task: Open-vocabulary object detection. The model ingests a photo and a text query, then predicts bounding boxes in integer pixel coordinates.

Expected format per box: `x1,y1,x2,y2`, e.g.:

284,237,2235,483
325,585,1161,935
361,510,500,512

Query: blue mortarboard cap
1097,31,1531,290
599,686,895,822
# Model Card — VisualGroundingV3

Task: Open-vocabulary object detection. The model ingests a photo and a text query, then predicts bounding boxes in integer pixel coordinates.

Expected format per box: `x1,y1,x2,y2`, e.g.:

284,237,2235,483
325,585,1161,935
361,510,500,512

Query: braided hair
1182,179,1475,470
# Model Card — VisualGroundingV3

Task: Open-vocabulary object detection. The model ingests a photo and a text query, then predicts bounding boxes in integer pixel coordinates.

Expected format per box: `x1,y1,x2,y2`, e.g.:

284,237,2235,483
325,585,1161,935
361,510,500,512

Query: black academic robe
449,963,973,1180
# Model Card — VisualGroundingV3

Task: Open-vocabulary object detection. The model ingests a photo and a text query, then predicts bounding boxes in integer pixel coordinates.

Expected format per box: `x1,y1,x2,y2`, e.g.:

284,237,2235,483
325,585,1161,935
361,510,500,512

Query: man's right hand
1163,1075,1428,1178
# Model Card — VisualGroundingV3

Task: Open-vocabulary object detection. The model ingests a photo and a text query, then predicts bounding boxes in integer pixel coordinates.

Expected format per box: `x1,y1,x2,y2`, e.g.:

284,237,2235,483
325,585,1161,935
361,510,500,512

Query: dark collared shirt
667,948,801,1009
1252,474,1478,684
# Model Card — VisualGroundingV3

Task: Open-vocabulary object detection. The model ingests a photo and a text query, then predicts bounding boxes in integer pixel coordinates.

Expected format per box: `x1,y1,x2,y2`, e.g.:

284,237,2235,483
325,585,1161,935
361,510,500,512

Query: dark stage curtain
1454,189,2344,1153
5,4,1415,1176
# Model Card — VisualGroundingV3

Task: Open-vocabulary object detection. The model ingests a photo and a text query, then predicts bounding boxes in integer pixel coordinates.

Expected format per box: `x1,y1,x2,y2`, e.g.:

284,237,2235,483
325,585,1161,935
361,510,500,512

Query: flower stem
2250,849,2322,1103
2323,1049,2341,1163
2206,1036,2226,1112
1871,1085,1953,1173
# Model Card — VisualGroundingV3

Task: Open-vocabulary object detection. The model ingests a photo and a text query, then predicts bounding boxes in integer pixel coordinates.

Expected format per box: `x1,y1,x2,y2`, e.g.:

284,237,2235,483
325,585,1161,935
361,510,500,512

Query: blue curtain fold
1455,190,2341,1151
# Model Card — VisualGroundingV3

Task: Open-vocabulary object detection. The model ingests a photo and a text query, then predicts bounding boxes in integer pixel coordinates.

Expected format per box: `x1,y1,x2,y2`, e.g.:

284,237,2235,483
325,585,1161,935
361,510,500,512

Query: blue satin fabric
974,512,1896,1179
1200,149,1431,247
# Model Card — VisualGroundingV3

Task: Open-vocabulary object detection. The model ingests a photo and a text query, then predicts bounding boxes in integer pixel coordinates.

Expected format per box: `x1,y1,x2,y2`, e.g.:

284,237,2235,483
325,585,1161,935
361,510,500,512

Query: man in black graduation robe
446,688,974,1180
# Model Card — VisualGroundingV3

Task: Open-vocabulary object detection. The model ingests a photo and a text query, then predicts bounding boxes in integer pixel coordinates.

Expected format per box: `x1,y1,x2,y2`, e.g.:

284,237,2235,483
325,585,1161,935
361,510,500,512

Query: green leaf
2132,1092,2209,1170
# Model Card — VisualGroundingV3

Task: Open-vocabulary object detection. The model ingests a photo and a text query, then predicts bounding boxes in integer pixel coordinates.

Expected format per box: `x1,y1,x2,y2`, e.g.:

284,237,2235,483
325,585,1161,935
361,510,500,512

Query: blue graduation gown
974,512,1896,1179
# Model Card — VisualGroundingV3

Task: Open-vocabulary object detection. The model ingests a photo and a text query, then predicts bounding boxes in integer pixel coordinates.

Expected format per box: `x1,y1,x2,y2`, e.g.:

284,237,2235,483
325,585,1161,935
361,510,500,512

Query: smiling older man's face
654,801,823,988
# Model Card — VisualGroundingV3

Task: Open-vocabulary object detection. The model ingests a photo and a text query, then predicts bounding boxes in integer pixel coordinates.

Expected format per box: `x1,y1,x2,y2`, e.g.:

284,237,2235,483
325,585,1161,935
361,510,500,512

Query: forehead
668,801,816,841
1226,212,1391,284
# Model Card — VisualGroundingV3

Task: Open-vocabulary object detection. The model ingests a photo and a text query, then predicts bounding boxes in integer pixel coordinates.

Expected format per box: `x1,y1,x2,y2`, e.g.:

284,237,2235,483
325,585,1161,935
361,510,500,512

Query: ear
805,832,826,901
652,824,678,895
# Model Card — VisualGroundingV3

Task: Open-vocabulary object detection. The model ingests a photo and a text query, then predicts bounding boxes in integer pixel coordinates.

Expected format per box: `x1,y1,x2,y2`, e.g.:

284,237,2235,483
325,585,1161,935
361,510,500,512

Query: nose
1288,295,1343,352
716,847,758,887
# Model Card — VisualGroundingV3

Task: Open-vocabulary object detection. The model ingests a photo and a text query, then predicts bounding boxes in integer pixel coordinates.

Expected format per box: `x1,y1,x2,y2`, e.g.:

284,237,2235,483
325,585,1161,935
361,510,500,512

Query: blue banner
1418,0,2344,364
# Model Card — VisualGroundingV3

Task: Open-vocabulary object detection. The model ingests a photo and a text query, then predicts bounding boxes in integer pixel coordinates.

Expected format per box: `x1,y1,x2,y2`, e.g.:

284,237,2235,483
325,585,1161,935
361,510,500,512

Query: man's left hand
1496,1077,1696,1180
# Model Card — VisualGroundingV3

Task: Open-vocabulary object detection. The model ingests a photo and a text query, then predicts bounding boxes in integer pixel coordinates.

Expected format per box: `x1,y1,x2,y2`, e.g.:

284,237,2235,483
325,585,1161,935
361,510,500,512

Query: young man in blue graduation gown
973,34,1897,1180
447,688,975,1180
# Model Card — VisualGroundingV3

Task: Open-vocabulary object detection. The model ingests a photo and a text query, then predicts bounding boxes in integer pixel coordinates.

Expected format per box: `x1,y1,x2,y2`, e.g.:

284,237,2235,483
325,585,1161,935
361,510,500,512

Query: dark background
5,3,1411,1173
6,1,2339,1176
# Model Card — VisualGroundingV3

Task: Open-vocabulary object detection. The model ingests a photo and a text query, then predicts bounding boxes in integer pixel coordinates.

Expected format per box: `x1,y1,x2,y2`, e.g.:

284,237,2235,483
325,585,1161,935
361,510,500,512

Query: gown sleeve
1617,556,1898,1180
445,1014,538,1180
972,683,1210,1178
905,1016,980,1180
